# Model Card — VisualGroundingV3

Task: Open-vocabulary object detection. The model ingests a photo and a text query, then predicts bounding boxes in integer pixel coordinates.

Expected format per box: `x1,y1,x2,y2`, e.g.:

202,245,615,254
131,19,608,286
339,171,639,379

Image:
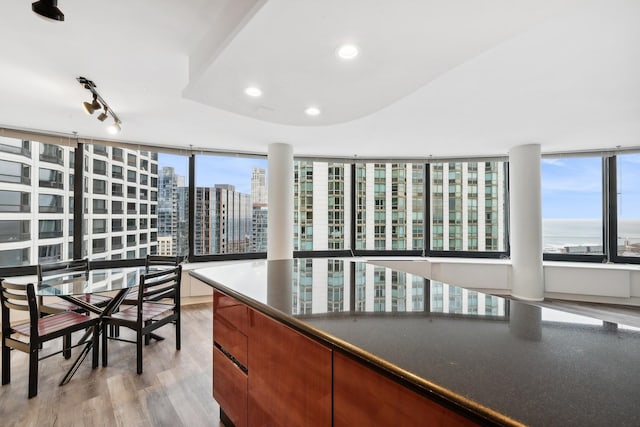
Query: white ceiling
1,0,639,159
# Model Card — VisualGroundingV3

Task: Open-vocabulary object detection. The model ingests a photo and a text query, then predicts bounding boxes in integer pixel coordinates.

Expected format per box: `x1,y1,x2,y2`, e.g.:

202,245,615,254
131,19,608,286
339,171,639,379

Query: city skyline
158,153,267,195
160,153,640,220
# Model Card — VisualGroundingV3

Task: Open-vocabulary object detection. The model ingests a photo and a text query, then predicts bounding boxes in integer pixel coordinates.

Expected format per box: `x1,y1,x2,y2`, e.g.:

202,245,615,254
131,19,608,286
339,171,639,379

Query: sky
158,153,267,194
542,154,640,219
159,153,639,219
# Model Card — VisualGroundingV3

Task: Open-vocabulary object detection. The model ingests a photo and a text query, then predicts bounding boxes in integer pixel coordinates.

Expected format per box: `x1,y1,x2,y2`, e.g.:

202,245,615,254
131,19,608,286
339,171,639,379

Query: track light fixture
32,0,64,22
97,108,109,122
77,76,122,134
83,94,101,115
107,120,121,135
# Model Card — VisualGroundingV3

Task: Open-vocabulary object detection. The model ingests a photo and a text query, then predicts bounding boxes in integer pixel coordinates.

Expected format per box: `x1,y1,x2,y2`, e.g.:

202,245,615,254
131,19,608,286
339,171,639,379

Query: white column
509,143,544,301
267,143,293,260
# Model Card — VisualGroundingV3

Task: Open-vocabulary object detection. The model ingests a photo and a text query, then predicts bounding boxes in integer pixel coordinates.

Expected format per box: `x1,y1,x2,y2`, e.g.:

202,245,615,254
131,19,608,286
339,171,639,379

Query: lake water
543,218,640,253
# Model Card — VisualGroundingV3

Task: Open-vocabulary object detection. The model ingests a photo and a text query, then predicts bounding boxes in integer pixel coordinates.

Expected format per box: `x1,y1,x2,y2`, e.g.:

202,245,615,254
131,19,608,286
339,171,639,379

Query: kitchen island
191,258,640,426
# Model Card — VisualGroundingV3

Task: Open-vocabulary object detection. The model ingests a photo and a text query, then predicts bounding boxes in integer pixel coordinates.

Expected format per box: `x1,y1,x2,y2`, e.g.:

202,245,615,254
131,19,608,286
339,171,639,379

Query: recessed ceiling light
305,106,321,116
337,44,359,60
244,86,262,97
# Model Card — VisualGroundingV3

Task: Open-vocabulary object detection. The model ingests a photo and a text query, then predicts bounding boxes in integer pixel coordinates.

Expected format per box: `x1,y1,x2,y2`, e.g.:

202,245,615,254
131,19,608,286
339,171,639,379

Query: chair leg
176,313,181,351
144,321,151,346
92,325,99,369
101,323,109,367
1,341,10,385
136,330,143,374
28,348,38,399
63,333,72,359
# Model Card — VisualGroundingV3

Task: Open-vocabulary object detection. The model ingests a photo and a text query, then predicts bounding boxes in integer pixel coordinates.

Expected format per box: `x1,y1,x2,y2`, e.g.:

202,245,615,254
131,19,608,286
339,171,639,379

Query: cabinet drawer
213,346,248,427
213,291,248,367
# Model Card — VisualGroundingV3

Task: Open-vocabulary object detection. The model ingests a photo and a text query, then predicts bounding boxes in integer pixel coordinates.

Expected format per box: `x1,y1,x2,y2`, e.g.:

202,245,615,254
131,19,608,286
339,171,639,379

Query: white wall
368,258,640,306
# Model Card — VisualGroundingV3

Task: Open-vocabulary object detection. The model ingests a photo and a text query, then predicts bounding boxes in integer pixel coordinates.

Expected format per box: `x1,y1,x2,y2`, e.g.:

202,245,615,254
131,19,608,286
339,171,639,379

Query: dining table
4,266,156,385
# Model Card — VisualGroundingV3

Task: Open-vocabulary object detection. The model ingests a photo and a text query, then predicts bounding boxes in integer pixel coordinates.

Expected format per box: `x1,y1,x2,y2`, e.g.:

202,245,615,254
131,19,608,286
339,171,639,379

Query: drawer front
213,291,248,367
213,346,248,427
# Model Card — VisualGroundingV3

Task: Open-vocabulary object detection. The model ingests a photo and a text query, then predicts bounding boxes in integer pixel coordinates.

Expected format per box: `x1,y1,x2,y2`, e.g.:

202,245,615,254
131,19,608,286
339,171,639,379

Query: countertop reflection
192,258,640,427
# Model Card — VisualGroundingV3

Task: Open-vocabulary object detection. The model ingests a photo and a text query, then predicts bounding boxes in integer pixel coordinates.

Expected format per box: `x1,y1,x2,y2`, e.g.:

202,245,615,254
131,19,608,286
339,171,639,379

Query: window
112,200,123,214
39,143,64,165
93,219,107,234
112,218,123,232
0,248,30,266
39,220,63,239
93,179,107,195
38,243,62,263
616,154,640,257
127,218,137,231
39,168,64,189
0,220,30,242
92,238,106,254
0,137,30,157
93,144,107,156
112,147,123,162
0,190,30,213
112,236,123,249
542,157,603,255
0,159,30,185
93,199,107,214
193,155,255,256
112,183,123,197
127,153,137,167
93,159,107,175
430,161,506,252
112,165,123,179
127,170,136,183
38,194,63,213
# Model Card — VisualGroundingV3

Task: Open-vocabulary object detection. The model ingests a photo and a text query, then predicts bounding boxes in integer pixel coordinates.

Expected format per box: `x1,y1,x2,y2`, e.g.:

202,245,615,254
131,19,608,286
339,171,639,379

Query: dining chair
1,279,99,398
121,254,181,305
101,265,182,374
37,259,112,315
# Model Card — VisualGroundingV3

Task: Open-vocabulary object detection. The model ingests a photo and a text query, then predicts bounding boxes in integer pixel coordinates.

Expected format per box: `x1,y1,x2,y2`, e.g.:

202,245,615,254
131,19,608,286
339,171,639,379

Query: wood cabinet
213,292,249,427
247,309,332,426
213,291,331,426
333,352,477,427
213,347,247,427
212,290,481,427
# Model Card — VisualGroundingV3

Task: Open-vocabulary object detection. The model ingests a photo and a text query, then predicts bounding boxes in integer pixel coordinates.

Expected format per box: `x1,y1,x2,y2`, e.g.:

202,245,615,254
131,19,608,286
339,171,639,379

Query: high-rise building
251,167,267,207
193,185,252,254
430,161,505,251
251,167,268,252
294,161,505,253
0,137,158,264
289,259,501,316
294,161,351,251
252,206,268,252
158,167,179,255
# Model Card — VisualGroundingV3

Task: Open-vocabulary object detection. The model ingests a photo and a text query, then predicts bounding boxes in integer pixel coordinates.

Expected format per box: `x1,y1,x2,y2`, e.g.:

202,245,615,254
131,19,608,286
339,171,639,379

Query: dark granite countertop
191,258,640,427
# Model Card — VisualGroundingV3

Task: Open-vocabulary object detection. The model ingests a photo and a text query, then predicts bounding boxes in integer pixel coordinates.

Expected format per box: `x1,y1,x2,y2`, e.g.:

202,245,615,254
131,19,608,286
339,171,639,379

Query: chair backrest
0,280,39,337
138,265,182,308
145,255,181,270
37,258,89,281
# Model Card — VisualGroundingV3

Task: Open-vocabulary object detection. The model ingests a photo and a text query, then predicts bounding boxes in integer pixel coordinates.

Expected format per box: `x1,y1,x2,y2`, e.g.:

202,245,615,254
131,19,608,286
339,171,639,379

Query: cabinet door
334,352,478,427
213,291,249,367
248,310,332,426
213,346,248,427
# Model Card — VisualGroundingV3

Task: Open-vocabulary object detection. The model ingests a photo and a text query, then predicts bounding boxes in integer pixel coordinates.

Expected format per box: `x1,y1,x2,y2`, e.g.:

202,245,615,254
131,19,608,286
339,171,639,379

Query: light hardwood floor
0,303,222,427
